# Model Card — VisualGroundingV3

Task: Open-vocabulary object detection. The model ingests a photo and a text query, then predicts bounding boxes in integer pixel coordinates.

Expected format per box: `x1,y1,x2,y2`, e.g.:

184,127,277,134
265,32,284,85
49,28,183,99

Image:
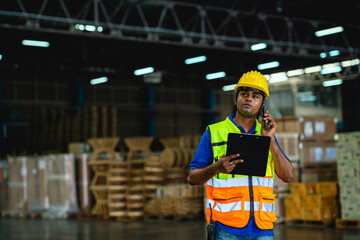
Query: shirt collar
229,114,257,134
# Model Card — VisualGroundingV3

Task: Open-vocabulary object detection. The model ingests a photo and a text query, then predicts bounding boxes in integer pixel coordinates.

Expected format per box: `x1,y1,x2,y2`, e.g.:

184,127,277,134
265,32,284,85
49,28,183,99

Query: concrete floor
0,219,359,240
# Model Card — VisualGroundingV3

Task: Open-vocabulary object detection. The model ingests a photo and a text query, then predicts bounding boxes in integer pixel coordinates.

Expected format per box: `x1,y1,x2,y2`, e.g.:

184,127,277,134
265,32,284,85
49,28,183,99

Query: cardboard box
290,182,324,195
275,133,300,160
337,166,356,179
27,156,48,212
318,182,338,196
290,183,307,195
285,194,304,208
339,178,359,195
299,116,337,141
7,157,28,213
301,168,337,183
283,116,301,133
299,141,337,165
299,117,337,140
302,195,336,208
68,142,91,154
285,207,304,220
303,207,332,221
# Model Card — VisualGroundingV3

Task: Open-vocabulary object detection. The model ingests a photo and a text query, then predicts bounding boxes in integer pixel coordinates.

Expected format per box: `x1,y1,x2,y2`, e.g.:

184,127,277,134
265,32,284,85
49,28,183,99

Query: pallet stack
87,137,119,216
298,116,338,182
144,183,204,220
43,154,79,219
124,137,154,219
26,156,48,215
75,153,94,215
144,155,165,199
5,157,28,217
107,161,128,218
276,116,338,182
160,136,197,184
285,182,339,226
335,131,360,228
3,154,79,219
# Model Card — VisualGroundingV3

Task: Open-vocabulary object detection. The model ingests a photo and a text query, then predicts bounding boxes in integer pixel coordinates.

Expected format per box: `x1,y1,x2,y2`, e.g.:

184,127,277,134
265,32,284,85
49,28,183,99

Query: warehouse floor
0,219,359,240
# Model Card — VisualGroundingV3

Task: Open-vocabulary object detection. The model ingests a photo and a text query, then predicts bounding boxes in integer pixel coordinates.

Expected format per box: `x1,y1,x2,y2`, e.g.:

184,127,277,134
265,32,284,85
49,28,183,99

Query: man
187,70,294,240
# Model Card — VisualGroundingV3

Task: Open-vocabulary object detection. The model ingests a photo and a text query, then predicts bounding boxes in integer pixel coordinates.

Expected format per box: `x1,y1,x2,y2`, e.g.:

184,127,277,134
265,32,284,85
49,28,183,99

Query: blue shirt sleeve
190,129,213,169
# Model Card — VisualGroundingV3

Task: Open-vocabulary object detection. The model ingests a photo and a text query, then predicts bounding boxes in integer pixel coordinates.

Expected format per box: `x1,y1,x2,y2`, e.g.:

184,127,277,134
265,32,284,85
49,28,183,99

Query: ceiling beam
0,0,359,58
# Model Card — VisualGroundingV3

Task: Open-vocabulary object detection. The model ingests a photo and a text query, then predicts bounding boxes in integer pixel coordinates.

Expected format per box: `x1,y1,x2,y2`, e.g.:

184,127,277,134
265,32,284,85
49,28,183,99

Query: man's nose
244,94,252,101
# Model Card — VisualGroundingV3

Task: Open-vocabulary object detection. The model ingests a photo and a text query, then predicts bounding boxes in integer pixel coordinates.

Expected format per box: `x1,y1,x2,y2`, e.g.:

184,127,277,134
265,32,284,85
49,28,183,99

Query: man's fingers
231,159,244,164
227,153,240,160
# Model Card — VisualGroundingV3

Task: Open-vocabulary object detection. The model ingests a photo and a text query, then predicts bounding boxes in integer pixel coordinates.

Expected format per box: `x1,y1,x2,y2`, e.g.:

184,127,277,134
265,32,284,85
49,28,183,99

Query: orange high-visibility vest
206,117,277,230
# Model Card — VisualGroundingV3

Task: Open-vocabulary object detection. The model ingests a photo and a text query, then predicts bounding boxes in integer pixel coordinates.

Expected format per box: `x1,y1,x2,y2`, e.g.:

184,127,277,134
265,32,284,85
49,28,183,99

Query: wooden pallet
1,211,44,219
285,219,333,227
145,213,202,221
336,218,360,229
1,211,27,219
76,213,100,220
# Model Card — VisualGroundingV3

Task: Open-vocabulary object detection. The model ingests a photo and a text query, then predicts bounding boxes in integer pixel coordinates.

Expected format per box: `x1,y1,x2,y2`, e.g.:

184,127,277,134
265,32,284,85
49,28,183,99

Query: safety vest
206,117,277,230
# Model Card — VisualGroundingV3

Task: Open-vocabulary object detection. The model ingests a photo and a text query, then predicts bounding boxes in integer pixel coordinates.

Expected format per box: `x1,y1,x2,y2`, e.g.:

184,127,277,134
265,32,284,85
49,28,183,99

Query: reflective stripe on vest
207,176,274,188
207,199,276,213
206,117,277,230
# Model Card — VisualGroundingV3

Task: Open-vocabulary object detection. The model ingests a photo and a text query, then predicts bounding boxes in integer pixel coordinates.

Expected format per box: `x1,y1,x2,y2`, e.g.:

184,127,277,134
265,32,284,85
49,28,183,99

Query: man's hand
215,153,244,174
261,110,277,139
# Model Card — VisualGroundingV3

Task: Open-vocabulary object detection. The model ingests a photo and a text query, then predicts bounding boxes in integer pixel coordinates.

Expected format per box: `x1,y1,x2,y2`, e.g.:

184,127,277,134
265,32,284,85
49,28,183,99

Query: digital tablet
226,133,271,177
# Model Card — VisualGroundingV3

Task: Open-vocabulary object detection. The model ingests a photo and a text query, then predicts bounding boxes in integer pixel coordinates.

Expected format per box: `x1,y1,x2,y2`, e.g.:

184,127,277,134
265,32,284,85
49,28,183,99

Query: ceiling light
304,65,321,74
222,84,237,92
322,79,343,87
320,66,342,75
299,95,317,102
251,43,267,51
0,54,2,61
90,76,108,85
185,56,206,65
322,63,340,69
329,50,340,57
297,91,314,97
206,71,226,80
268,72,288,83
257,61,280,70
341,58,360,67
134,67,154,76
22,40,50,48
315,26,344,37
320,52,327,58
287,69,304,77
85,25,96,32
75,24,84,30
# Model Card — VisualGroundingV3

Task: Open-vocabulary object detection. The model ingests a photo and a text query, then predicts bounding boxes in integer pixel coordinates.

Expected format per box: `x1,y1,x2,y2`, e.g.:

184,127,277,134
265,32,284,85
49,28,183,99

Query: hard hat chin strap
237,109,258,119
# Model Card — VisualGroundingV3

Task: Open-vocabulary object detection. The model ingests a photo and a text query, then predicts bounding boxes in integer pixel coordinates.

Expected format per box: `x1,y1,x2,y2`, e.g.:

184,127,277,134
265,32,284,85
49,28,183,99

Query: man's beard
236,104,261,119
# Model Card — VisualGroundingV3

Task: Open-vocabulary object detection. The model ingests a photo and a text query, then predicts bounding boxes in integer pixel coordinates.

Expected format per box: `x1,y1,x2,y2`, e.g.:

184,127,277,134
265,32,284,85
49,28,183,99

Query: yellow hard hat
234,70,270,99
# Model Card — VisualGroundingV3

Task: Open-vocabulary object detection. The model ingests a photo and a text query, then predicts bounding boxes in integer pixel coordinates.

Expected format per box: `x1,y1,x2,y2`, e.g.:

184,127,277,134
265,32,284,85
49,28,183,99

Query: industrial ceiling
0,0,359,88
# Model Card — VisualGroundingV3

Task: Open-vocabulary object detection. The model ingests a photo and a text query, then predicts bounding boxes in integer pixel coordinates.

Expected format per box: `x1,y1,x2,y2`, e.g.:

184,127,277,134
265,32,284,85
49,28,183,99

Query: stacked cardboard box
336,132,360,219
285,182,339,224
298,116,338,182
